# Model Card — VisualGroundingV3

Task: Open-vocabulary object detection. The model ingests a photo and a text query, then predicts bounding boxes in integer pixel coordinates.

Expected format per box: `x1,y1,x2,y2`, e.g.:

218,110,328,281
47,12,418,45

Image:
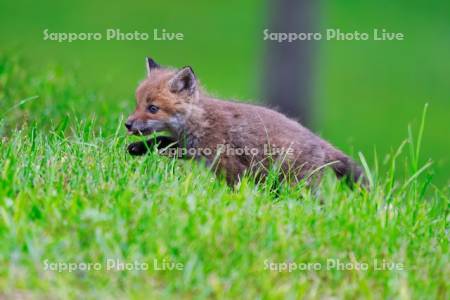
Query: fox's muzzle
125,118,167,135
124,120,133,131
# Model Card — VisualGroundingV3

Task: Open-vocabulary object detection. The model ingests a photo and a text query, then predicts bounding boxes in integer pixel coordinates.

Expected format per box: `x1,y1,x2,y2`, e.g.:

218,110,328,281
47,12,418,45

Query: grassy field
0,55,448,299
1,1,449,186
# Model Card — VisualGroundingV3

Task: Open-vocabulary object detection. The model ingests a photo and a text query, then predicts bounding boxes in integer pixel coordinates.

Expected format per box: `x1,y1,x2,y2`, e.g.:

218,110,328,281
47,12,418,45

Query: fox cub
126,57,366,186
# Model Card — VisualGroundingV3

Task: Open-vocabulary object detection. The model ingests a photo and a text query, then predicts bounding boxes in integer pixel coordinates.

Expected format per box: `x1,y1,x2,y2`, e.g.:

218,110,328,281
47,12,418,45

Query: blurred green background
0,0,448,185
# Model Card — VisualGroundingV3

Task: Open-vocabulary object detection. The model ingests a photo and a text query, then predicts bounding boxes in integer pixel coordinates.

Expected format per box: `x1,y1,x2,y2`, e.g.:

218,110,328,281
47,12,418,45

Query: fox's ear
169,66,197,95
146,57,159,76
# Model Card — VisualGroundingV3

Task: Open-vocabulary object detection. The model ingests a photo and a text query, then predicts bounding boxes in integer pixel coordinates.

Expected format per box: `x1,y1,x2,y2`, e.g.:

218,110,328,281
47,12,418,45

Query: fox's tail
329,151,369,188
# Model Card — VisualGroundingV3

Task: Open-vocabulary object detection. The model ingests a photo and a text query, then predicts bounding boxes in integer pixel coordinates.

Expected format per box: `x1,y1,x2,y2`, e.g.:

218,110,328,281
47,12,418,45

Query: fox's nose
125,121,133,131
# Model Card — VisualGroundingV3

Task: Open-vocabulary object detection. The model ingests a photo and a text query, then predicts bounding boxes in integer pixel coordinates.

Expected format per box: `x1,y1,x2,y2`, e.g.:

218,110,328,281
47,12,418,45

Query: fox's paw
127,141,149,156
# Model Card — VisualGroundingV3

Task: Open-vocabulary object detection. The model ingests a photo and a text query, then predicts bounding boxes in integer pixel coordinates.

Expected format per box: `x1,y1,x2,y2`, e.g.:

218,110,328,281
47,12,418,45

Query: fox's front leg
127,136,178,156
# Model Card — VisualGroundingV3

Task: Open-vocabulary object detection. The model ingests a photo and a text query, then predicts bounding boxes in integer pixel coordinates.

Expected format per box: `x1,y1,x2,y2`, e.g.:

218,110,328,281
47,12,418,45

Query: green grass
0,55,448,299
1,0,449,185
318,0,450,186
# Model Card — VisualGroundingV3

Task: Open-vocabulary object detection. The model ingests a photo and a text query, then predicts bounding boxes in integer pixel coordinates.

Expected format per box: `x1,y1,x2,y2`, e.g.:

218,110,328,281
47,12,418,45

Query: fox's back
199,97,335,174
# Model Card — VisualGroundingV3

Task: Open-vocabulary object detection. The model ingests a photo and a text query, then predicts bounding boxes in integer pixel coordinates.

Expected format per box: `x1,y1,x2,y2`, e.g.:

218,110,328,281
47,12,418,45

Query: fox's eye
147,104,159,114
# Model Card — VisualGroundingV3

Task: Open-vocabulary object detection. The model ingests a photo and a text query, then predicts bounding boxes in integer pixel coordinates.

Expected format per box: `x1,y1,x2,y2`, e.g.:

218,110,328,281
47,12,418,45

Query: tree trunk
264,0,316,127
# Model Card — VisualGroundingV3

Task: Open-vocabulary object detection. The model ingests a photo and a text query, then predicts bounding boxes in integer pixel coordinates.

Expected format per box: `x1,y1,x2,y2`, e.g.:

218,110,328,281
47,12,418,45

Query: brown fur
126,58,366,186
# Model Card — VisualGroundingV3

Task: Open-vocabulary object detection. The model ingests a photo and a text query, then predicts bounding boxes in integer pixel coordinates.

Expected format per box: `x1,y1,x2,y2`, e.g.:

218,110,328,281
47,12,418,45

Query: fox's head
125,57,199,135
